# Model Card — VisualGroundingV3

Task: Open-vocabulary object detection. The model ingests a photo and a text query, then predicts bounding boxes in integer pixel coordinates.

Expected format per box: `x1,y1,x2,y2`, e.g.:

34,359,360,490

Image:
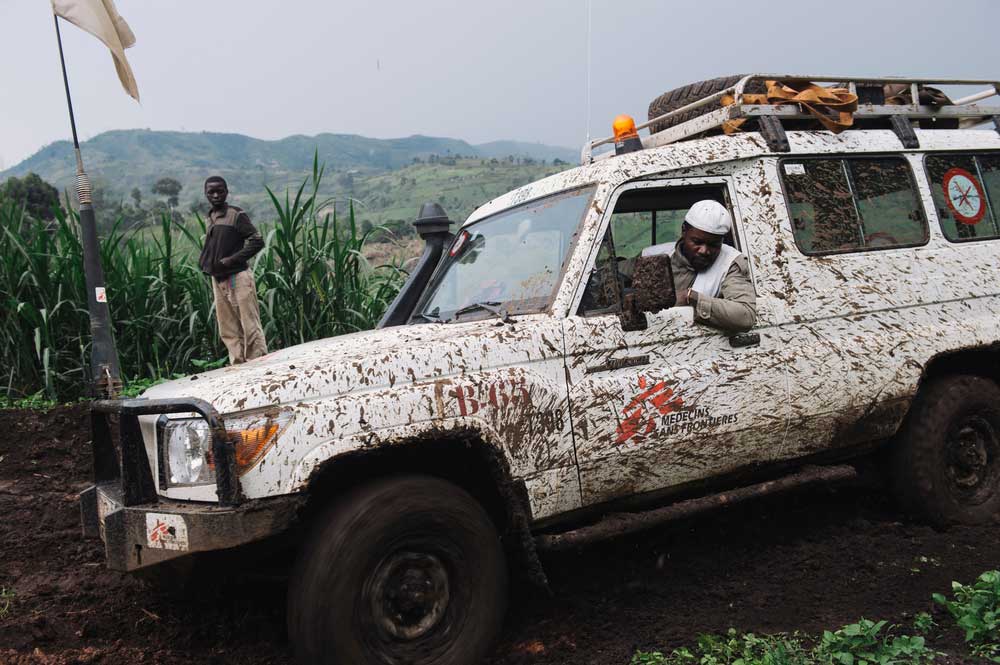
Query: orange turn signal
205,411,293,476
232,423,280,471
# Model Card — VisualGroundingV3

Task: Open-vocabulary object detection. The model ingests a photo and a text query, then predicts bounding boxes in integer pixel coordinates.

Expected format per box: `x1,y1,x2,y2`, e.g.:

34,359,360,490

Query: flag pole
53,14,122,399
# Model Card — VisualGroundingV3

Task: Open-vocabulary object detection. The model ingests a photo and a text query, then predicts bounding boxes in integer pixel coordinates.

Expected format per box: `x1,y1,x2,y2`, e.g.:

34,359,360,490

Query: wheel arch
884,343,1000,444
834,344,1000,456
294,426,549,588
919,343,1000,387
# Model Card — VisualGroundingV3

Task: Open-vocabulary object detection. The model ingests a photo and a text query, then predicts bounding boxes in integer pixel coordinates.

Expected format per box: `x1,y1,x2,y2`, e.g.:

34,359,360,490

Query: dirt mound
491,489,994,664
0,405,292,664
1,405,996,664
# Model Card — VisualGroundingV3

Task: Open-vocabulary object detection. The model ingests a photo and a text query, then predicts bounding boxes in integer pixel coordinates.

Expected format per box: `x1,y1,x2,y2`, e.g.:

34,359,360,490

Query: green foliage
120,376,176,398
152,177,183,207
1,391,58,410
257,152,404,347
0,158,403,401
0,172,60,220
911,613,936,636
933,570,1000,662
87,184,158,232
815,619,933,665
631,629,810,665
347,158,564,228
1,129,575,213
190,357,227,371
631,622,936,665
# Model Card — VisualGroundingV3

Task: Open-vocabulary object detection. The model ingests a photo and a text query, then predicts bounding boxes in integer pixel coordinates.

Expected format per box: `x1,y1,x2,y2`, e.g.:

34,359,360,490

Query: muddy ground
1,404,996,664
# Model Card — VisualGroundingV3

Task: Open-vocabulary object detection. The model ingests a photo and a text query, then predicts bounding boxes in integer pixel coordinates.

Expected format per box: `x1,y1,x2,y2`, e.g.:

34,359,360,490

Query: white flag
51,0,139,101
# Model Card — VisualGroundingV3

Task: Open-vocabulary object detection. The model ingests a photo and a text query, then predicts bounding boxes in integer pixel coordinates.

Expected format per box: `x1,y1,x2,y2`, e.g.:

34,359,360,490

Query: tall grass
1,159,404,402
256,155,402,346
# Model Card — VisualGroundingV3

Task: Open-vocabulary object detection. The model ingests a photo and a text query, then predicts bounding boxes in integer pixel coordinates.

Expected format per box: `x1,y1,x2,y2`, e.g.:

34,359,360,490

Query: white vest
641,242,739,298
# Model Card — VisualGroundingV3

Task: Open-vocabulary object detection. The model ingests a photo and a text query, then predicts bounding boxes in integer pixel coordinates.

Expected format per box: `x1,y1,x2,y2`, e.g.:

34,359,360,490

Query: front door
563,177,789,507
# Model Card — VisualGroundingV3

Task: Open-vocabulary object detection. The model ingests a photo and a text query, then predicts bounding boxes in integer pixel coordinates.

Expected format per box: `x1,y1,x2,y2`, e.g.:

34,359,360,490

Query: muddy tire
287,475,508,665
892,375,1000,527
647,75,766,134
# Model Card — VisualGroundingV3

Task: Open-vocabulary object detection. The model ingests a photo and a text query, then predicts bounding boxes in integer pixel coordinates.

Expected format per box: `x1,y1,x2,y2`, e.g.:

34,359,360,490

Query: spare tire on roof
647,75,766,134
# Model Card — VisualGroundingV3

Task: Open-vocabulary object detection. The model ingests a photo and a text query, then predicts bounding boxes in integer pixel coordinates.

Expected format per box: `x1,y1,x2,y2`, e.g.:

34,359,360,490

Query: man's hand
220,256,234,267
675,288,700,307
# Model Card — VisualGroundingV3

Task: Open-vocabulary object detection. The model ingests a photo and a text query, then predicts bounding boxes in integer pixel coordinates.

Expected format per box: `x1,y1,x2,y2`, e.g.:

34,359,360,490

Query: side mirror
618,254,676,331
632,254,676,313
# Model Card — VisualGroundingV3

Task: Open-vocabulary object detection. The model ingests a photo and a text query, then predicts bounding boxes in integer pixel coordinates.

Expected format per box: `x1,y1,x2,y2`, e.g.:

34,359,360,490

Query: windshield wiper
452,301,513,323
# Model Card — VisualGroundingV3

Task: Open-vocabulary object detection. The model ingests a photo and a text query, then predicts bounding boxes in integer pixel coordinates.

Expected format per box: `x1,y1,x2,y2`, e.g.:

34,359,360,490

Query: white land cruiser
81,75,1000,665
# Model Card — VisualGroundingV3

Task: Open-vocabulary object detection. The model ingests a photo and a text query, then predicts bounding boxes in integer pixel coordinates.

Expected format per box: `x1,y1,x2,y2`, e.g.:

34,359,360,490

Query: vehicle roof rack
581,74,1000,164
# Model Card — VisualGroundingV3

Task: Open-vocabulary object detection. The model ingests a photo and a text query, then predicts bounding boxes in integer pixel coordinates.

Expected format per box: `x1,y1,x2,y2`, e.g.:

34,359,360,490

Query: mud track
1,405,996,664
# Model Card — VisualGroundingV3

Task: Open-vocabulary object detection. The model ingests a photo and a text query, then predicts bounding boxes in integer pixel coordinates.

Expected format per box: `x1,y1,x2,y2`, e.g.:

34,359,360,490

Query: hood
142,319,519,414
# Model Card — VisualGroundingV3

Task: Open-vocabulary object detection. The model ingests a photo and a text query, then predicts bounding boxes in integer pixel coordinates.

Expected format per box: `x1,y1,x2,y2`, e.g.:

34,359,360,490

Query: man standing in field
198,176,268,364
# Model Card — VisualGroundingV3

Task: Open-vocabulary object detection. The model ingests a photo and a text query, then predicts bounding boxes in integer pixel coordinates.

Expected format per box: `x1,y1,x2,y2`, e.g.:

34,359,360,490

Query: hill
0,129,577,210
346,157,565,226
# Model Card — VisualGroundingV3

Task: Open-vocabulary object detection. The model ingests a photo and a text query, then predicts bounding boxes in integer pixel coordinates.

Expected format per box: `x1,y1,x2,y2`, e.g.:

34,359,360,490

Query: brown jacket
198,205,264,279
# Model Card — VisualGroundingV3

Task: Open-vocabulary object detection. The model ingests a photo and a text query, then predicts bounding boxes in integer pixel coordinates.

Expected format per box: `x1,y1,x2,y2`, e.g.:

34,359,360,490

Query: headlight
163,418,213,485
160,409,293,488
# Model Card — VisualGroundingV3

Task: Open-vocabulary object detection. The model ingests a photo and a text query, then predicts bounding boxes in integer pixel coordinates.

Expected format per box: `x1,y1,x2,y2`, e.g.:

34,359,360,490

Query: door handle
585,354,650,374
729,332,761,348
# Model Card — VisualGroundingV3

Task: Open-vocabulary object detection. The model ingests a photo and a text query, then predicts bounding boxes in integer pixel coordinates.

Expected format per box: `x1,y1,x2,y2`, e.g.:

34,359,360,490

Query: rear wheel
288,475,508,665
892,375,1000,526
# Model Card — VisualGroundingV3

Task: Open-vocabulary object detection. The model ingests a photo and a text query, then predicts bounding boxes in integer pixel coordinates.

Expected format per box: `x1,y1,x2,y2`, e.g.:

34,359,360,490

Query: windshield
415,186,595,322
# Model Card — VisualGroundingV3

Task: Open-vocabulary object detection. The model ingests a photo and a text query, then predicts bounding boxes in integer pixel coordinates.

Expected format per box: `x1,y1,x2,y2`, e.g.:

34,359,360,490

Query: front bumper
79,397,304,571
80,482,303,571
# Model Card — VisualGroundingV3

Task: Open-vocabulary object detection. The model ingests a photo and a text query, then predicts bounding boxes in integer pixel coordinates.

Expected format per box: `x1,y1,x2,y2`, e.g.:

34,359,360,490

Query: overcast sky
2,0,999,170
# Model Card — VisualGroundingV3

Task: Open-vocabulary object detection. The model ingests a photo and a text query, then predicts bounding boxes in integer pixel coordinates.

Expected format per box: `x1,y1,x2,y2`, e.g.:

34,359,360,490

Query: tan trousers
212,271,268,364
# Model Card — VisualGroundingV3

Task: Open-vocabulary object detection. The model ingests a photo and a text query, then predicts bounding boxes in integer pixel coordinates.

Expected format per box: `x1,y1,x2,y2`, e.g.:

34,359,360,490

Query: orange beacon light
613,115,642,155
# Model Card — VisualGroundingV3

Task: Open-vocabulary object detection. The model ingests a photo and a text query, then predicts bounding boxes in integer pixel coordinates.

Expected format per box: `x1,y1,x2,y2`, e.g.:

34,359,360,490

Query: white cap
684,200,732,236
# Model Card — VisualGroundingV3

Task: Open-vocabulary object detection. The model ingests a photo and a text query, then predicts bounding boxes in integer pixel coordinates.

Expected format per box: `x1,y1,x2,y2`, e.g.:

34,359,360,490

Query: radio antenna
586,0,592,143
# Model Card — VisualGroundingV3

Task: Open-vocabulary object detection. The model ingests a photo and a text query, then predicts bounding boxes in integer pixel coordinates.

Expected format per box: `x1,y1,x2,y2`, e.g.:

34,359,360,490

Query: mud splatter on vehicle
78,74,1000,664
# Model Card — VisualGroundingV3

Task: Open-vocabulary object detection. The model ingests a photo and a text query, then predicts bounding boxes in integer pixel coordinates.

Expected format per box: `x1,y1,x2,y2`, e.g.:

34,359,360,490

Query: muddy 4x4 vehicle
82,75,1000,664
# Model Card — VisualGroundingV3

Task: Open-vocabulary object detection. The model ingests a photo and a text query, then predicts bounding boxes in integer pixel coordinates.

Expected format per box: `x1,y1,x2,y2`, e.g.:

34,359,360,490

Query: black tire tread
288,474,507,665
647,75,765,134
892,375,1000,527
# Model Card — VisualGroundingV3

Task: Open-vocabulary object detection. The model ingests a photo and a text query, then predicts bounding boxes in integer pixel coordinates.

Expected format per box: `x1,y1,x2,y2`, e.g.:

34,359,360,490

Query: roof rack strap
740,80,859,133
758,115,790,152
890,116,919,149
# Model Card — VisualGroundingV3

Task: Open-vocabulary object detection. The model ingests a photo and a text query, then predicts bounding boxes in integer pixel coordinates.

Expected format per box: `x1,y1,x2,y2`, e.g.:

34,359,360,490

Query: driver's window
578,184,734,316
612,185,735,274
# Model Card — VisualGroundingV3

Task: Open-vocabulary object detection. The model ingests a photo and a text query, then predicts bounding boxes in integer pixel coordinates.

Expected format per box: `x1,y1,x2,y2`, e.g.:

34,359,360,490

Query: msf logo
148,519,175,544
615,376,684,445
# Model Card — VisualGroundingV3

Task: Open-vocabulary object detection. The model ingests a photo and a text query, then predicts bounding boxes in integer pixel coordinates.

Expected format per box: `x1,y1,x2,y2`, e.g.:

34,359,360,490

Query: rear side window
781,157,928,255
925,153,1000,242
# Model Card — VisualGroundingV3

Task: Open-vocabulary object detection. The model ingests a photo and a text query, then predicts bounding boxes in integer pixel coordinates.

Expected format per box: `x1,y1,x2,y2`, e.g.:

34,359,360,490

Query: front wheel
288,475,508,665
892,375,1000,526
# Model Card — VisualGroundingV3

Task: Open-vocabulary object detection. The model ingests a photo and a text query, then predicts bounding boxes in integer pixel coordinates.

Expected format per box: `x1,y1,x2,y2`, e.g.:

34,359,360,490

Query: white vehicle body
130,126,1000,518
80,73,1000,665
82,76,1000,583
